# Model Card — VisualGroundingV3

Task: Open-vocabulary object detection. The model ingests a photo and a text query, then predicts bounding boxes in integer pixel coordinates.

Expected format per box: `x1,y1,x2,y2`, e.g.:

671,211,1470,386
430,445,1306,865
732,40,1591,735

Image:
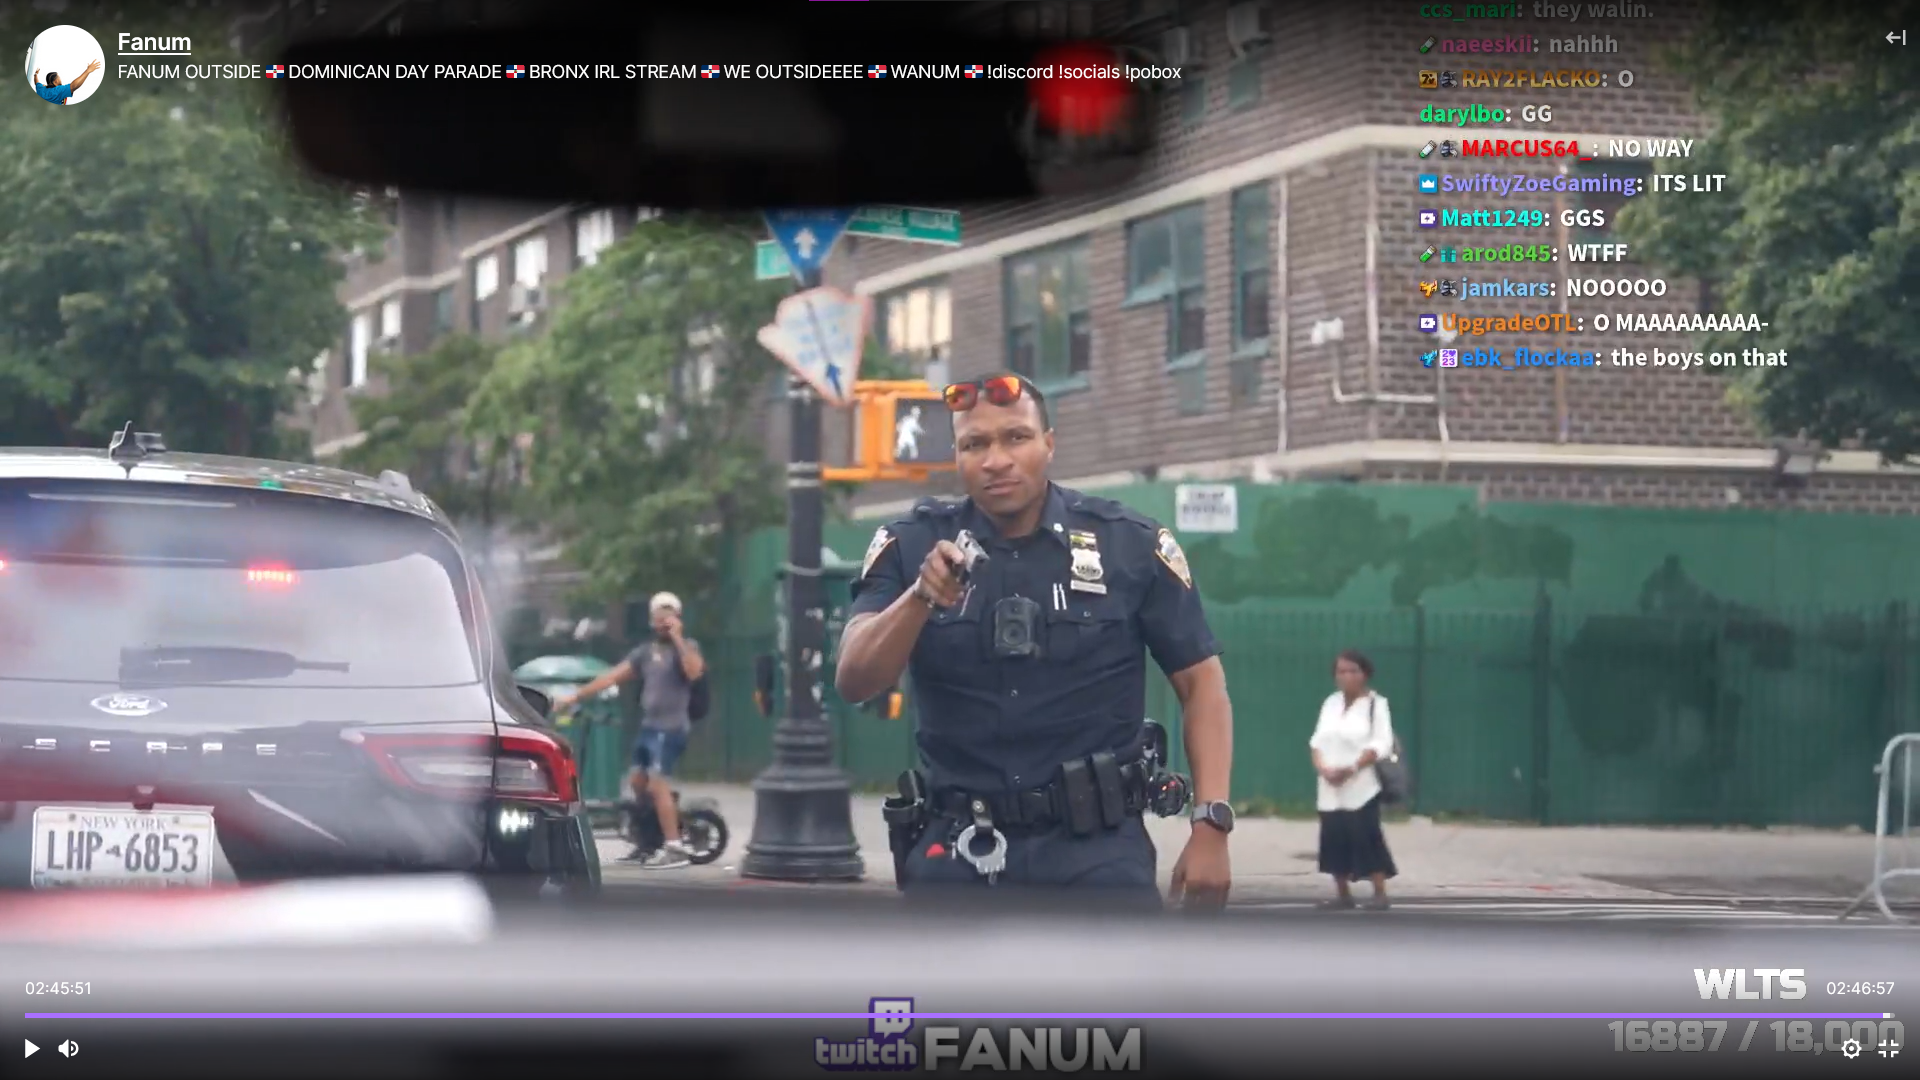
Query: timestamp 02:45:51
1609,1018,1903,1055
24,982,92,995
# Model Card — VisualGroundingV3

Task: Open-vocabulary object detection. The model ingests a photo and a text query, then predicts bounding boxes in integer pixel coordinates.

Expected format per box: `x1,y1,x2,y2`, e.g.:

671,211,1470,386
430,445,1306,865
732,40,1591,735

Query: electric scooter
620,789,729,865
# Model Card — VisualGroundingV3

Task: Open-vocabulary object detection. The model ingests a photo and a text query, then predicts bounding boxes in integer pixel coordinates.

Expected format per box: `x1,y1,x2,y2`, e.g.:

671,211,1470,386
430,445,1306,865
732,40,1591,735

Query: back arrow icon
24,1039,38,1058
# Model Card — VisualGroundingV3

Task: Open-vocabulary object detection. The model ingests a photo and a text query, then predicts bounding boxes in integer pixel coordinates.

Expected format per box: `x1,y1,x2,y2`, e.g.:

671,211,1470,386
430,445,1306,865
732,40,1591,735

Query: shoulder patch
861,527,895,579
1154,528,1194,589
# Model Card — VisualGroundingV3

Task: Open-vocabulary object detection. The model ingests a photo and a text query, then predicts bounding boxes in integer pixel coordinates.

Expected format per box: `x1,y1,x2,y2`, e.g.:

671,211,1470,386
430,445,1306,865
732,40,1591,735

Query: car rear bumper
0,796,599,890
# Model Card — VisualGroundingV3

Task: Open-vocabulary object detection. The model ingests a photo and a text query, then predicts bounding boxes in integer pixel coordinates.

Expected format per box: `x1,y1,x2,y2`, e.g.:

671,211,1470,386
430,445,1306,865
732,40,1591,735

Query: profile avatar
35,59,101,104
25,25,107,106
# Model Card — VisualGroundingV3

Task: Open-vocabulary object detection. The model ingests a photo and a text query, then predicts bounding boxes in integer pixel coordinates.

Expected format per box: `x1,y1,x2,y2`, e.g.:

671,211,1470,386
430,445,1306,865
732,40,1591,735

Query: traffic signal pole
741,266,865,883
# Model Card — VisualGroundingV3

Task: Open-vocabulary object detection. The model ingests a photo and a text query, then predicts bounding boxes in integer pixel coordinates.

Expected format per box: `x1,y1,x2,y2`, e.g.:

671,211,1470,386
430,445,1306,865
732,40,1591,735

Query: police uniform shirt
848,484,1221,794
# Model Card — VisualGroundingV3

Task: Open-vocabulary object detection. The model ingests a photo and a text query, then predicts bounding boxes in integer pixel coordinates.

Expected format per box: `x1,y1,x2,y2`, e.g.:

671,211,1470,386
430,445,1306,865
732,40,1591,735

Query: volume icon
58,1039,78,1058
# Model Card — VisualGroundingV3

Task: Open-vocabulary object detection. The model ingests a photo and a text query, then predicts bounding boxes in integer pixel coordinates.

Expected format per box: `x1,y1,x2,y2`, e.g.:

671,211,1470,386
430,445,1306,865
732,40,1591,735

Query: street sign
889,396,955,465
755,241,792,281
846,206,963,247
756,286,869,406
762,210,856,276
1174,483,1239,533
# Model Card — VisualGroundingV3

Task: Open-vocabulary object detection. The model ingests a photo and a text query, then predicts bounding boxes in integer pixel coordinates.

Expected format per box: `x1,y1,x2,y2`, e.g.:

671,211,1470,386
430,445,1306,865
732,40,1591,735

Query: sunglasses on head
942,375,1033,412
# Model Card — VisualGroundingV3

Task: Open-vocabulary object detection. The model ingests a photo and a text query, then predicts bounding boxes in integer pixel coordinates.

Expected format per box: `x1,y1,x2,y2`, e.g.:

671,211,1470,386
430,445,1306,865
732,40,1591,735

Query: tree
1617,2,1920,461
469,215,790,607
340,334,524,529
0,9,378,454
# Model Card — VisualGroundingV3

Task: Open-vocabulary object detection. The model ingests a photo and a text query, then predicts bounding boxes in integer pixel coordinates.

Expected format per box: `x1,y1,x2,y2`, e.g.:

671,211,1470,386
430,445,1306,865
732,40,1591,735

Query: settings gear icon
1842,1038,1863,1059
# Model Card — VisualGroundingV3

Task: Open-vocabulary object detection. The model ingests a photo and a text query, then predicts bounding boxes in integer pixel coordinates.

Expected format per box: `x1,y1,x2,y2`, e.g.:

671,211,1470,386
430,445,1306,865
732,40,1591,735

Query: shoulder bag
1368,695,1411,805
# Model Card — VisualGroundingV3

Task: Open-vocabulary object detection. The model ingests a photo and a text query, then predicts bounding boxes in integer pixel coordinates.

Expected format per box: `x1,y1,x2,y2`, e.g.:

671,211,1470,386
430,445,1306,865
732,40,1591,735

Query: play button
24,1039,38,1058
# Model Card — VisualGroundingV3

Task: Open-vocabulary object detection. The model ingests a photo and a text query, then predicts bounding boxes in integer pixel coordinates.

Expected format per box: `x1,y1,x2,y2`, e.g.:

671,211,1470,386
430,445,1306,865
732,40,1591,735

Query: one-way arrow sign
763,210,856,277
25,1039,38,1059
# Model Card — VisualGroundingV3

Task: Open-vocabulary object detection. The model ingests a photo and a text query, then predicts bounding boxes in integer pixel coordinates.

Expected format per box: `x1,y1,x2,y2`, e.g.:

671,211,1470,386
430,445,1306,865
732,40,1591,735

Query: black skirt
1317,794,1398,879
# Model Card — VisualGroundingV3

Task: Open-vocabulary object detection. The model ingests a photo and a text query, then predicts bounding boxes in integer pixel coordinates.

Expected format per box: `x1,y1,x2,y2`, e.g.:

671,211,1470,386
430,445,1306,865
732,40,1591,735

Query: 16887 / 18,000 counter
1608,1018,1902,1056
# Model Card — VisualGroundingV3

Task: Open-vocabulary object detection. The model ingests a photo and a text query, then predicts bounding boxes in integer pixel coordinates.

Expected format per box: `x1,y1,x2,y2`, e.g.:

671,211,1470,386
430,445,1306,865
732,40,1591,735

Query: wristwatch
1191,800,1235,834
910,579,938,608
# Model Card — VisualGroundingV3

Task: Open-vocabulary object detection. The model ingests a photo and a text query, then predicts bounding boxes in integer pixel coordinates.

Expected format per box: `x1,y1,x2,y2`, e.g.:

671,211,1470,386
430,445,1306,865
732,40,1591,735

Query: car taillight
358,732,577,804
499,730,579,804
246,565,297,587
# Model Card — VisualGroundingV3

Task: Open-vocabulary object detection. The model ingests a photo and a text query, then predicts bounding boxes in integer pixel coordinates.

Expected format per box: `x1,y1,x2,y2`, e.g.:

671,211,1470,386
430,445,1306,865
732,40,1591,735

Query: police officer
835,374,1234,909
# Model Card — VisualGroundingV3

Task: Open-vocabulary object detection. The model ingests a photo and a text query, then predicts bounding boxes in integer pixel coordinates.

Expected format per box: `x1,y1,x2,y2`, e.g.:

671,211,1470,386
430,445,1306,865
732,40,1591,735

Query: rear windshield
0,480,481,689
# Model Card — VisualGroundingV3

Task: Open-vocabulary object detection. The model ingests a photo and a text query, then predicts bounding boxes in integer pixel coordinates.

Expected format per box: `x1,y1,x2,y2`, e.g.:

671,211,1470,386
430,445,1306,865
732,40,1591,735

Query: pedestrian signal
822,380,956,483
889,398,954,466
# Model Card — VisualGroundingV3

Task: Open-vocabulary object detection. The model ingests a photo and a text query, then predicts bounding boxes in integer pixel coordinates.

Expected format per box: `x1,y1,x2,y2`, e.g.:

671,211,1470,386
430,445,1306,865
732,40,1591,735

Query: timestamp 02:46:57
1609,1018,1903,1055
24,982,92,995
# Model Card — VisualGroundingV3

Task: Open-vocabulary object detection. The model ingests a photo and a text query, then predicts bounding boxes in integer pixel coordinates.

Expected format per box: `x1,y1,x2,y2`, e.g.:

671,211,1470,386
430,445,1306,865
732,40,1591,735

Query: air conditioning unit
507,283,545,318
1226,3,1271,55
1161,26,1197,68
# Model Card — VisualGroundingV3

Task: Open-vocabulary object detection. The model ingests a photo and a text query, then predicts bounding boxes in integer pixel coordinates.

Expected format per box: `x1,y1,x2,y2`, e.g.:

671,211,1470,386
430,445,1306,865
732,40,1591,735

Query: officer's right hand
915,540,968,608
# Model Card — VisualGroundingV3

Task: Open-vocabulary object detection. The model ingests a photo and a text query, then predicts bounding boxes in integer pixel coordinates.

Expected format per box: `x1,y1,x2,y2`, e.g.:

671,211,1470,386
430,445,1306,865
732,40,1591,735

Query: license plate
30,806,215,889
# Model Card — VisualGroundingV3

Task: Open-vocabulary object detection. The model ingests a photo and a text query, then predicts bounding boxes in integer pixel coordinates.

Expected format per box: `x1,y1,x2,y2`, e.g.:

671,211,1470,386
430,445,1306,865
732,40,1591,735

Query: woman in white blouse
1308,649,1398,910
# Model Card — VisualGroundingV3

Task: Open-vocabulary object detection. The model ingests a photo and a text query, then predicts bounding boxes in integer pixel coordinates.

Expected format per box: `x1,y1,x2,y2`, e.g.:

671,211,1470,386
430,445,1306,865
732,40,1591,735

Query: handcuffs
951,798,1009,884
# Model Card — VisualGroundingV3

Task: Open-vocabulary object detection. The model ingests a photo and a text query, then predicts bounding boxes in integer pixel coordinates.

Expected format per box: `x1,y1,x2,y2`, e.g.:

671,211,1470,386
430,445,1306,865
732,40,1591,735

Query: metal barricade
1840,733,1918,922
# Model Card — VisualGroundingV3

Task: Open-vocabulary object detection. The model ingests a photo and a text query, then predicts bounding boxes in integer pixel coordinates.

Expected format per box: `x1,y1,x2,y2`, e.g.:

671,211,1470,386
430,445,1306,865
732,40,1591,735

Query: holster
881,769,930,891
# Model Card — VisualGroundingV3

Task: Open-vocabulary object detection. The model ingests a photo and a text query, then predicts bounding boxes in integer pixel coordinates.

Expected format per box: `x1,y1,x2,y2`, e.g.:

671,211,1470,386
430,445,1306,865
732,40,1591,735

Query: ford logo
90,693,168,718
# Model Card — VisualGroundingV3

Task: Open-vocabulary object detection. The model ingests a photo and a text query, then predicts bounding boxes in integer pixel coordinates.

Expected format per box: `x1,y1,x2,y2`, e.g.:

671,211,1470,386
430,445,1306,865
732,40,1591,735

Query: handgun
952,530,990,584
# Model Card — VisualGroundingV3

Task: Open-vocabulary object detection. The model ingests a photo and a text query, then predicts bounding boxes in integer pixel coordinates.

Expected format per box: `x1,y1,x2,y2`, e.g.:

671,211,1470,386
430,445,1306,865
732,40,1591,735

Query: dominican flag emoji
963,64,985,78
265,64,286,79
867,65,888,78
506,65,527,79
700,65,721,78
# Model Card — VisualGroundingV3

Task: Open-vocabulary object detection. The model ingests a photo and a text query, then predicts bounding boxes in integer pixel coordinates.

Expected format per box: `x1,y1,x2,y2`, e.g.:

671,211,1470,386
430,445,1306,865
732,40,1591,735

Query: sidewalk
603,783,1907,904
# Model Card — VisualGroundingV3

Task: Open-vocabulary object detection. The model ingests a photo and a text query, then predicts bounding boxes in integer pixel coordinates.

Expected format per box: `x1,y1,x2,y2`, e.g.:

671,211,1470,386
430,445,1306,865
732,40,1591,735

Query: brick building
831,0,1920,520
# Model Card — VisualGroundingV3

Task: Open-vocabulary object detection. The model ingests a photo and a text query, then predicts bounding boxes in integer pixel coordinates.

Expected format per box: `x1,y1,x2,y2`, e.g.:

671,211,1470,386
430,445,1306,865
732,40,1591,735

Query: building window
472,254,499,333
512,235,548,286
473,254,499,300
1230,182,1272,353
1226,53,1263,110
1003,241,1091,388
1180,76,1207,125
880,281,953,387
574,209,616,267
432,286,456,336
378,297,402,342
349,312,372,388
1127,203,1205,364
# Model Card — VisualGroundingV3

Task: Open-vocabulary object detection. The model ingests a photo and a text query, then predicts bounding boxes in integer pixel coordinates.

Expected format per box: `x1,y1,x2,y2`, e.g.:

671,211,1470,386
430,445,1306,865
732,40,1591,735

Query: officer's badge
1155,529,1194,589
1067,531,1106,594
860,527,894,579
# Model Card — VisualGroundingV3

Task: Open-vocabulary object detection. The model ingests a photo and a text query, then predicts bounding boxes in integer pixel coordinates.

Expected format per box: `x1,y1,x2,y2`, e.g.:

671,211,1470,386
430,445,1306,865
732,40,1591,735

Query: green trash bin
512,655,627,804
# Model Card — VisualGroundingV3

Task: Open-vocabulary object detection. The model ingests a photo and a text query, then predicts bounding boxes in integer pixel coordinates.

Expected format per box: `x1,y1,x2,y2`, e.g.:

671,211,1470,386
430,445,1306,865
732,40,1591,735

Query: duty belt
933,756,1155,833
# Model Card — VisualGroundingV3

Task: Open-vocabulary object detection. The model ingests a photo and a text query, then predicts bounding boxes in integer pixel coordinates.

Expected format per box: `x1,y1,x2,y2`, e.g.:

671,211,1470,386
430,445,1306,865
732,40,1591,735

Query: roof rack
107,422,168,464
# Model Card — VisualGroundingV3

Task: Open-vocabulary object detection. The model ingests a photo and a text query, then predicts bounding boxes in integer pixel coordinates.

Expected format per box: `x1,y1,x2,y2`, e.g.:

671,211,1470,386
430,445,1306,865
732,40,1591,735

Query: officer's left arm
1136,534,1232,807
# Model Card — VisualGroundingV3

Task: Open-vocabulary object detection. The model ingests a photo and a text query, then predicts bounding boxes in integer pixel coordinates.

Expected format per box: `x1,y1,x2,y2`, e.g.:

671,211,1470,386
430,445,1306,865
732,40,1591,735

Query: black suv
0,426,599,894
